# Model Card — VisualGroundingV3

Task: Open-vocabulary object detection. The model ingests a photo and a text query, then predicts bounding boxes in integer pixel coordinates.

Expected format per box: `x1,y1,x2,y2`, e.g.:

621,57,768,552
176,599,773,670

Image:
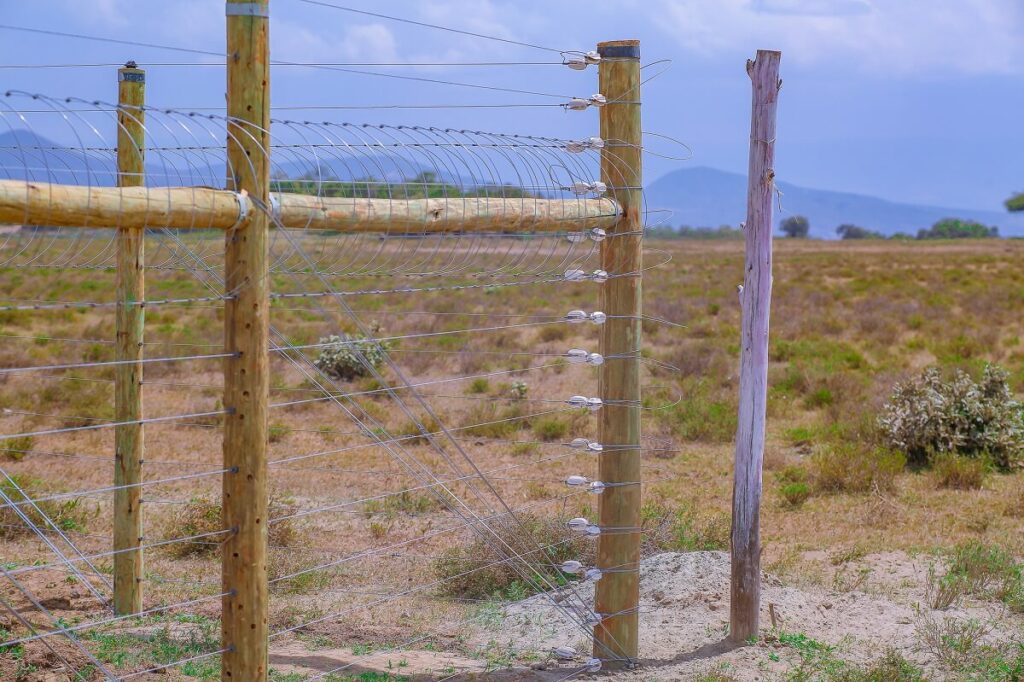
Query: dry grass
2,238,1024,677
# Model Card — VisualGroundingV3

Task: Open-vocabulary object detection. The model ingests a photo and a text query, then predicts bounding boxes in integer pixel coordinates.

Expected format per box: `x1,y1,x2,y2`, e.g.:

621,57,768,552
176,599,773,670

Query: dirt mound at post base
470,551,1022,680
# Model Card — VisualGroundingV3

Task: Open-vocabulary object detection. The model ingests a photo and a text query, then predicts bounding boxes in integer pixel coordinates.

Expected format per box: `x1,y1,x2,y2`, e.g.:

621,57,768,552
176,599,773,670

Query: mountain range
645,166,1024,238
2,129,1021,237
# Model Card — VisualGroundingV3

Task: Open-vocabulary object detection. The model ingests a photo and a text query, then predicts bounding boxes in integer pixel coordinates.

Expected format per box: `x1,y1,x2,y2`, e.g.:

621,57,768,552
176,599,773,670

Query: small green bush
467,378,490,394
314,331,390,381
0,434,34,460
811,444,905,493
929,541,1024,612
931,453,988,490
779,482,811,509
537,325,568,343
0,474,96,539
533,417,568,442
878,365,1024,469
642,500,730,553
162,495,297,558
433,513,591,600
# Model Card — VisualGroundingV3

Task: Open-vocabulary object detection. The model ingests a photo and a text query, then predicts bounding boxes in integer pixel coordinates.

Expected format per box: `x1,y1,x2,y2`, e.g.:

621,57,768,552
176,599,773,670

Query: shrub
811,444,905,493
467,378,490,394
162,495,298,558
642,500,730,553
0,434,34,461
929,541,1024,611
0,474,96,539
931,453,988,490
779,482,811,508
537,325,568,343
433,513,592,600
268,423,288,444
878,365,1024,469
533,417,568,442
775,466,811,508
313,330,390,381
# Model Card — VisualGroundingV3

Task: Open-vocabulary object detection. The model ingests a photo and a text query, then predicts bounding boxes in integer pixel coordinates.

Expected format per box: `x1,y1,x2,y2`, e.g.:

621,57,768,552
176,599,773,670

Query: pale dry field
2,236,1023,680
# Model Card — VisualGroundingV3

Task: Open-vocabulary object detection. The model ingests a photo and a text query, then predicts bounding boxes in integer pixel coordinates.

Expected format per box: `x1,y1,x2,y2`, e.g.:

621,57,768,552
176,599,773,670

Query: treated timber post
223,1,271,679
114,61,145,616
594,39,642,668
730,49,781,644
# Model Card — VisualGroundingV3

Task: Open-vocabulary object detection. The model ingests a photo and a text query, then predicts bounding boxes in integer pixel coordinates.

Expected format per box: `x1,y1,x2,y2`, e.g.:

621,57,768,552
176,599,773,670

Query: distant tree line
272,170,534,200
774,215,1001,240
645,225,744,240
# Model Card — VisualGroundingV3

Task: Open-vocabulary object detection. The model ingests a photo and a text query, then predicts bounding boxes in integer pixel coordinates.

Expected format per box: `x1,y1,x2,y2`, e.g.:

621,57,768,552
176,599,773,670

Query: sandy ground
454,551,1024,681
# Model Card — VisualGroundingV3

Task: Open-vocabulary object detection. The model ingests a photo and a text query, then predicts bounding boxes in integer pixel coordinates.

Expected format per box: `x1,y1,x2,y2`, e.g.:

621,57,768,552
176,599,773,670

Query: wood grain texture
0,180,618,233
114,64,145,616
594,39,643,669
730,49,781,644
222,2,271,679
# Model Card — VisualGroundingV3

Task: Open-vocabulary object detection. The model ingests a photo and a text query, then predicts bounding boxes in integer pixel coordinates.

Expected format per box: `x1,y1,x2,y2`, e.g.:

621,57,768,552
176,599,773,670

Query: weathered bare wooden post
594,39,642,668
114,61,145,616
730,49,781,644
222,1,271,679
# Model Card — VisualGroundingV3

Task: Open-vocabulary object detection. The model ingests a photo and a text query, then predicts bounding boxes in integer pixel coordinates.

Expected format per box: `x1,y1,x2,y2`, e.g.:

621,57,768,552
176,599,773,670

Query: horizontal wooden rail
0,179,619,233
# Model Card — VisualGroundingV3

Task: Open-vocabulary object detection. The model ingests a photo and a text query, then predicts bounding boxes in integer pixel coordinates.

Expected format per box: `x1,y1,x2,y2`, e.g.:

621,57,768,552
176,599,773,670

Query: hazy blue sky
0,0,1020,211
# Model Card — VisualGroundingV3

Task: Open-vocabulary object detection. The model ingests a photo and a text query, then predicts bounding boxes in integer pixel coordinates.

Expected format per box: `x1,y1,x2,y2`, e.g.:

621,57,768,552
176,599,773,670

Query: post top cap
597,40,640,59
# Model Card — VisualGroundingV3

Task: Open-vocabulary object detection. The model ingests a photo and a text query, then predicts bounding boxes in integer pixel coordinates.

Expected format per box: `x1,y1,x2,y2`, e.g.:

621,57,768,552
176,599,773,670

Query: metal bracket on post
225,2,269,17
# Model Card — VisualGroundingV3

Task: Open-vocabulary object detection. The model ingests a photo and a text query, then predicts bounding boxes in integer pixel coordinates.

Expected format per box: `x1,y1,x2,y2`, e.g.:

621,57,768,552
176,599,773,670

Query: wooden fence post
114,61,145,616
594,39,643,668
222,1,271,679
730,49,781,644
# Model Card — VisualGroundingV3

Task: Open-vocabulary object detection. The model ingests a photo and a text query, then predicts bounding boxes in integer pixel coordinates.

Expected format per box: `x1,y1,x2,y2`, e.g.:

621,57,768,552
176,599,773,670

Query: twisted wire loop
0,78,678,678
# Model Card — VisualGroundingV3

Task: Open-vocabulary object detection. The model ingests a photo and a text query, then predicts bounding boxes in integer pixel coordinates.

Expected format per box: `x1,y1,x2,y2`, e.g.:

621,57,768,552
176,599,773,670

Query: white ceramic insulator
565,309,587,324
567,517,590,531
566,97,589,111
591,269,609,283
585,568,603,582
589,311,607,325
584,524,601,537
584,657,603,672
565,231,586,243
559,560,584,575
588,481,606,494
583,51,601,65
565,57,587,70
586,352,604,366
564,268,587,281
567,395,590,409
566,348,588,364
587,397,603,412
553,645,577,660
565,475,589,487
590,227,607,242
589,93,608,106
569,437,590,450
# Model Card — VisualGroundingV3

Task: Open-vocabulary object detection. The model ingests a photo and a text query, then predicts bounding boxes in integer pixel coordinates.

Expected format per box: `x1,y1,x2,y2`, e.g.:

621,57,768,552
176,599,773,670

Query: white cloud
272,20,399,63
656,0,1024,75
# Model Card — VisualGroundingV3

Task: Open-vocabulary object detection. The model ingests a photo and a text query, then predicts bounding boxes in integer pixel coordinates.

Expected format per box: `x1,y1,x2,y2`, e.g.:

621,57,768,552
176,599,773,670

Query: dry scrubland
1,237,1023,680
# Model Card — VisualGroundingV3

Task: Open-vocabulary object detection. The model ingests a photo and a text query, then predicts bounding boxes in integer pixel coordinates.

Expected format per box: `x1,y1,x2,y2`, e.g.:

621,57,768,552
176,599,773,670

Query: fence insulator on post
114,60,146,617
730,48,782,645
